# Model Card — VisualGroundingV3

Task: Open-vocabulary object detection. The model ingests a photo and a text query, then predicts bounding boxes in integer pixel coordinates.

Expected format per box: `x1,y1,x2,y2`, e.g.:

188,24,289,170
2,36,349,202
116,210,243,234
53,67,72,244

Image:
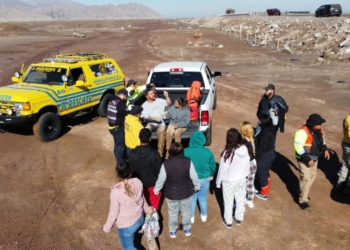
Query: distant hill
0,0,163,21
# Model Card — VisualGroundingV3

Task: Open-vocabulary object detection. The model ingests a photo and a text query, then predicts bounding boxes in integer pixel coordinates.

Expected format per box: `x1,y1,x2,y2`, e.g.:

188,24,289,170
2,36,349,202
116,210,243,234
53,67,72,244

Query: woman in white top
216,128,250,228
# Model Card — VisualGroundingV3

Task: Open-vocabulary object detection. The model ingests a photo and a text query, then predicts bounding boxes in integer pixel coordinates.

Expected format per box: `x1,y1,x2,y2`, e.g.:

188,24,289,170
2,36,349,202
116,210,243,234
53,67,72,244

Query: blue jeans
191,177,210,217
118,215,144,250
126,147,132,157
109,128,125,163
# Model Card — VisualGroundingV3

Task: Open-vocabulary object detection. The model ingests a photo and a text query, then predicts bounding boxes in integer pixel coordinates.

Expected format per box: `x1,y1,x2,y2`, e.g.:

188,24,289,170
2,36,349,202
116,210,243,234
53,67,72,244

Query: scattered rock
281,45,293,54
260,40,268,46
72,32,85,38
290,58,300,61
337,80,345,83
340,39,350,48
317,57,326,63
6,57,13,61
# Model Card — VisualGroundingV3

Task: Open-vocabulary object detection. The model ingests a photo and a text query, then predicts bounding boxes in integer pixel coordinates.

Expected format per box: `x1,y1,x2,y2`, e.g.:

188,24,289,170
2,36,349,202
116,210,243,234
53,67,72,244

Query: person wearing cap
256,83,288,134
126,79,154,105
107,89,129,163
124,105,144,156
142,88,171,157
335,111,350,194
294,114,330,210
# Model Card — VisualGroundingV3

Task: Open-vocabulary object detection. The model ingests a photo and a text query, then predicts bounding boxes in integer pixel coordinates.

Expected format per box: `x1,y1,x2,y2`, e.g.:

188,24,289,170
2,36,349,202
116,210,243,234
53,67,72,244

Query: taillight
201,110,209,126
123,78,126,87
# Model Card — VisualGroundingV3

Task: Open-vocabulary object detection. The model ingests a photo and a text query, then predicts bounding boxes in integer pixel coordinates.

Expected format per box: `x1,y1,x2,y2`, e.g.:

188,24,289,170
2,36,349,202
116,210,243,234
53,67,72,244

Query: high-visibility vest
294,125,325,159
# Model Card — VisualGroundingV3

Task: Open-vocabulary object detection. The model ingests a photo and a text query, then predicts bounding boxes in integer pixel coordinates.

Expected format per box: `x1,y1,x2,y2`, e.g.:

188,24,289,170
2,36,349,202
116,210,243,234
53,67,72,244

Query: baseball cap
263,83,275,90
117,88,128,96
127,79,137,87
131,105,143,115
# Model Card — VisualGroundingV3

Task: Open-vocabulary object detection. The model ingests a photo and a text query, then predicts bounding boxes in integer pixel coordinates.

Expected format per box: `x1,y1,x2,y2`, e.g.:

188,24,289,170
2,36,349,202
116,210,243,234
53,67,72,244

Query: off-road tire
97,93,114,117
33,112,62,142
204,120,212,146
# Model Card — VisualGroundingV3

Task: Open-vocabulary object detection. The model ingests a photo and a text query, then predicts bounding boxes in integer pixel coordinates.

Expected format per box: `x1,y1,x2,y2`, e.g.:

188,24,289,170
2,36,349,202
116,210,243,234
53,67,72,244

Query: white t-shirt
142,98,167,125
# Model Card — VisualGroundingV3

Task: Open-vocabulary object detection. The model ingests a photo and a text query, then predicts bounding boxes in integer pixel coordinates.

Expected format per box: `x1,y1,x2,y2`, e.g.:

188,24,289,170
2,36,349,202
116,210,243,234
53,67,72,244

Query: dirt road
0,19,349,250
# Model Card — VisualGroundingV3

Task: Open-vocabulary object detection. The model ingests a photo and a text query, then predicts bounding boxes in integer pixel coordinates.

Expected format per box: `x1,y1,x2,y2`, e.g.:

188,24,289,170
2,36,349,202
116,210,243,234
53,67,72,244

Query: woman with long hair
216,128,250,228
254,114,276,200
240,121,257,208
103,160,154,249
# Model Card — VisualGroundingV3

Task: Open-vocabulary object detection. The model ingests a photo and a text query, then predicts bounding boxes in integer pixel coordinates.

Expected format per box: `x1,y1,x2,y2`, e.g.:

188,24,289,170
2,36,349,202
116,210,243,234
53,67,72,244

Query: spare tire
98,93,115,117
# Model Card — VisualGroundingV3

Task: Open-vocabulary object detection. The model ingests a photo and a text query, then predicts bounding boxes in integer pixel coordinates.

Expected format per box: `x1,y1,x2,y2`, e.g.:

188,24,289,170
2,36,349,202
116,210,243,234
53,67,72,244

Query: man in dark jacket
108,89,129,163
129,128,162,210
256,83,289,133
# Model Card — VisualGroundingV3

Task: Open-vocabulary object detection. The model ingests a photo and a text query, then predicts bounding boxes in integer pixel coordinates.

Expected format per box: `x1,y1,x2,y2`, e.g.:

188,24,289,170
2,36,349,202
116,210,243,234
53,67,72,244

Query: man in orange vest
294,114,330,210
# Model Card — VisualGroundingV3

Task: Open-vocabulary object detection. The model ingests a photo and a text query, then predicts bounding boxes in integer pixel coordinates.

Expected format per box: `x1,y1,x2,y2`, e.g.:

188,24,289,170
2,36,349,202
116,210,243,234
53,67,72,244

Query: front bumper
0,114,36,125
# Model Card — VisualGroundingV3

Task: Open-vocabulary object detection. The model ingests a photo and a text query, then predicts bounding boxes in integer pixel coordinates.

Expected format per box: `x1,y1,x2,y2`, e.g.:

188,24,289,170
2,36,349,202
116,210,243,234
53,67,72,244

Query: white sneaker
201,215,207,222
191,216,194,224
246,200,254,208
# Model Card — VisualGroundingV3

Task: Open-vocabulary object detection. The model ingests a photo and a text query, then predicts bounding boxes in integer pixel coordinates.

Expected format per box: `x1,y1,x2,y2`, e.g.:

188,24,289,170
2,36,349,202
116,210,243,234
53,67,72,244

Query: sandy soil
0,19,349,250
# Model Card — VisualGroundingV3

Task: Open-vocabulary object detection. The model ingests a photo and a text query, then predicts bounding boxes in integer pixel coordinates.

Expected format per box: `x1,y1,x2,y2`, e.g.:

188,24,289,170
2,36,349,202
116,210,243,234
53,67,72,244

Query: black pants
256,150,276,187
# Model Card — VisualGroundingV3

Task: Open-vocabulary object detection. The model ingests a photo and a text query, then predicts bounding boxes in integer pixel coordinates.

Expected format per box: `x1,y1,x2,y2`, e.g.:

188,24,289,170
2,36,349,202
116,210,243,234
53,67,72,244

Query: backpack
186,81,202,107
107,98,121,126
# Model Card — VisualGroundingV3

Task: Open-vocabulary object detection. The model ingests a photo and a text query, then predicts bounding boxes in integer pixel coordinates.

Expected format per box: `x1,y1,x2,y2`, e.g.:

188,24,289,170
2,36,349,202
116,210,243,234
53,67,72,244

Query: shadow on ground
270,152,300,204
318,148,350,205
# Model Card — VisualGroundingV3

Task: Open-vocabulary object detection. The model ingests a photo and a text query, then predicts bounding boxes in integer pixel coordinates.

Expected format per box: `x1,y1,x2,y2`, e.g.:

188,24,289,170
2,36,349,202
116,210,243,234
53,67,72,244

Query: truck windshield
150,72,204,88
23,66,67,85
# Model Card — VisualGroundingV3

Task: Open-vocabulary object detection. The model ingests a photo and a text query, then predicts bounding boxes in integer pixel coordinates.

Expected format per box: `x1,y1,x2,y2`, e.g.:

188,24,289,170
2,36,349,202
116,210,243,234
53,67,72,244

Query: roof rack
56,53,107,61
43,58,79,63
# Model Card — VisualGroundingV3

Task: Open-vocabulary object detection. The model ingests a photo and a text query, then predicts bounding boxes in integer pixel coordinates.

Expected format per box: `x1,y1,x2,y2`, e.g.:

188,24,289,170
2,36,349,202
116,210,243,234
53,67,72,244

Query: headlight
6,108,12,115
14,102,31,111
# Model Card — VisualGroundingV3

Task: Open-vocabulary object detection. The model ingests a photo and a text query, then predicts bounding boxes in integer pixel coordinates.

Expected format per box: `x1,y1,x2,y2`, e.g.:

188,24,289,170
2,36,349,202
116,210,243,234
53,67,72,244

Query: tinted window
150,72,204,88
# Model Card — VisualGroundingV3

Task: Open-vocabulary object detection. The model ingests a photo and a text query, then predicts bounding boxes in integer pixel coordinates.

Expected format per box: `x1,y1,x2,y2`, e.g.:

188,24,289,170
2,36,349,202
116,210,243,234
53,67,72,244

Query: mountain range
0,0,163,21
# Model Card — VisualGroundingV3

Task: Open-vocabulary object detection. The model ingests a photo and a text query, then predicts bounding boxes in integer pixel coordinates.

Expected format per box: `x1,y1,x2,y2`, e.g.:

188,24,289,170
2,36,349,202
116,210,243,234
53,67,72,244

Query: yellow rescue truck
0,53,125,142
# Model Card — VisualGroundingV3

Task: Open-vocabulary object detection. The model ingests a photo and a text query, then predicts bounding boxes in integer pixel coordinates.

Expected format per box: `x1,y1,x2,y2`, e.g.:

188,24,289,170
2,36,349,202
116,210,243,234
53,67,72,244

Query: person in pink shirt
103,160,154,249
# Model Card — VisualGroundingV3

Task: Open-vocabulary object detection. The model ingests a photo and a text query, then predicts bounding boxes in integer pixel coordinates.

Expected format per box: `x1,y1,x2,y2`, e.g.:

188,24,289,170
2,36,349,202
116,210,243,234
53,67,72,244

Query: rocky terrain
183,15,350,64
0,0,163,21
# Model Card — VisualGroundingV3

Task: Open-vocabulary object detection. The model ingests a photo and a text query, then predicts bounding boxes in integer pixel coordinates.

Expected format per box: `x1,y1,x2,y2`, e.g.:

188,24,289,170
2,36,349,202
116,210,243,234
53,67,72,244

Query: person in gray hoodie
165,97,190,158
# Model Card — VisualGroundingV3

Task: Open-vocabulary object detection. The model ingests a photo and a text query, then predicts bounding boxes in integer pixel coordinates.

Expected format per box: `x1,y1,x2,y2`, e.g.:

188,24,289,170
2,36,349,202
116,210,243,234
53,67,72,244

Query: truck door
58,67,93,114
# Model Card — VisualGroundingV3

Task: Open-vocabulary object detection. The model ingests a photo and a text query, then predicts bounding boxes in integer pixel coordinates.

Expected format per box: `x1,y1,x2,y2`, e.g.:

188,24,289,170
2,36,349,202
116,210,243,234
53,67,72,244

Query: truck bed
131,89,208,140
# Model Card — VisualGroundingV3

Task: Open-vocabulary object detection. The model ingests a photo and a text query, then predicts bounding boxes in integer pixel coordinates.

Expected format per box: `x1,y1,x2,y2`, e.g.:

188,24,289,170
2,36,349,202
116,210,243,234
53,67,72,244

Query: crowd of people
102,80,350,249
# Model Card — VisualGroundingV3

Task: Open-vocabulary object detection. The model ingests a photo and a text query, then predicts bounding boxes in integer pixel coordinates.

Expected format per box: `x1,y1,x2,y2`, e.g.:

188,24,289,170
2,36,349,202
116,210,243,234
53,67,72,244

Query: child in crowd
240,121,257,208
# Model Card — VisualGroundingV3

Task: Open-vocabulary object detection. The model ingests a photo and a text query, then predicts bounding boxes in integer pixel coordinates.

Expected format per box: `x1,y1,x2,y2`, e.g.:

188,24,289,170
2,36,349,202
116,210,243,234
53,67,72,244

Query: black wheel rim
44,119,57,137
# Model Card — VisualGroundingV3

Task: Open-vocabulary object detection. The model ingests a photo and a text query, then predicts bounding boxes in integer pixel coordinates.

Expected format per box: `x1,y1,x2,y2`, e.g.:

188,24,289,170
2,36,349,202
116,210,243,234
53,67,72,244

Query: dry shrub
0,23,29,32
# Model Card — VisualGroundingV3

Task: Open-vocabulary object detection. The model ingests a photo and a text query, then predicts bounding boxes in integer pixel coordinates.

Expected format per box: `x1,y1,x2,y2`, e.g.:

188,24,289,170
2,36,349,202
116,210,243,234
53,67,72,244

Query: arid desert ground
0,17,349,249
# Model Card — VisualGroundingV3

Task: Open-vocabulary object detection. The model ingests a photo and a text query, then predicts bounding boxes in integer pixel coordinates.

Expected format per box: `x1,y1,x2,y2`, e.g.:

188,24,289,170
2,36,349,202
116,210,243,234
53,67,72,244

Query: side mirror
76,80,85,87
67,79,74,86
14,72,22,78
213,71,222,78
11,76,20,83
61,75,68,82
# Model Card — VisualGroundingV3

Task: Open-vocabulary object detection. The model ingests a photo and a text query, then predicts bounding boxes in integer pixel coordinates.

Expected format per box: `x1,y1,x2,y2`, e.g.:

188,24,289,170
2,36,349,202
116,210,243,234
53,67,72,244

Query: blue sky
75,0,349,18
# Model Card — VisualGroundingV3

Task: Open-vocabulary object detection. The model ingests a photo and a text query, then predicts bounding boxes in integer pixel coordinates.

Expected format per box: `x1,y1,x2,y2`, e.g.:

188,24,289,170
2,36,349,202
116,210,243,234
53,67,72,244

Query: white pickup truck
133,61,221,146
